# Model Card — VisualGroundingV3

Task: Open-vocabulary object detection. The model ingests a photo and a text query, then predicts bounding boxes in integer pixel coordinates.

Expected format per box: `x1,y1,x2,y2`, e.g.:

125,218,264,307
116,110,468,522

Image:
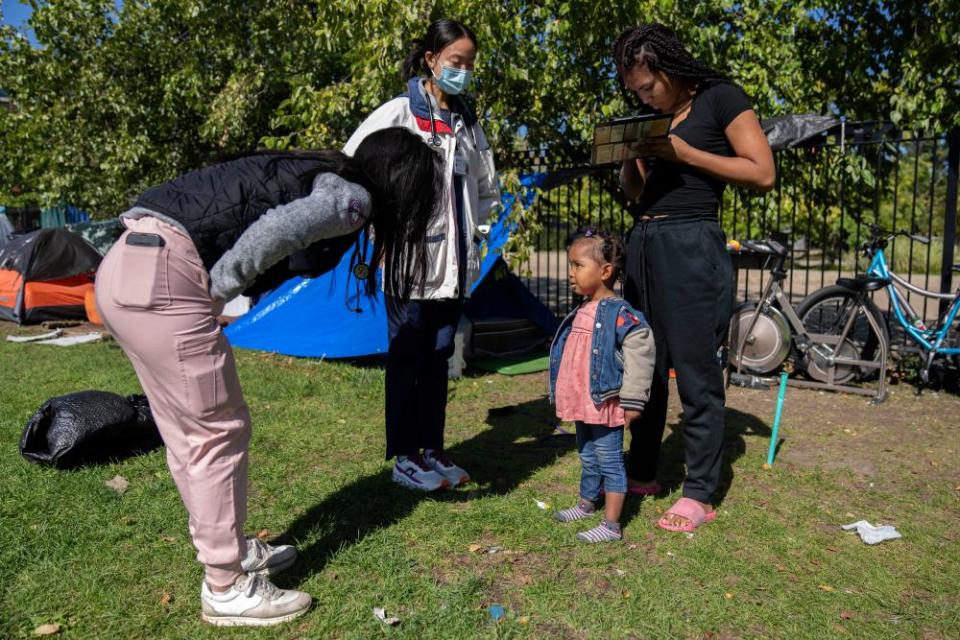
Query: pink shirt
554,301,626,427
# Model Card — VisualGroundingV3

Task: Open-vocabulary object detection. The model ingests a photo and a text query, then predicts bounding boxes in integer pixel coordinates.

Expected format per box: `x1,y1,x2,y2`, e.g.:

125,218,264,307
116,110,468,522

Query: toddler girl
548,229,655,542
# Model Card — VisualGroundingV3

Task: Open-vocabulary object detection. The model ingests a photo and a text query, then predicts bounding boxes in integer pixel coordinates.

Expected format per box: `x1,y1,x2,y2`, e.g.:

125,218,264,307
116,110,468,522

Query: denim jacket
549,296,655,411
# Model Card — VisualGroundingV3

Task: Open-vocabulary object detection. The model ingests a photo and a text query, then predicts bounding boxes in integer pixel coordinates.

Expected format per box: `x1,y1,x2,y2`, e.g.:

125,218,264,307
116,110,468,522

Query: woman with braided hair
613,23,775,532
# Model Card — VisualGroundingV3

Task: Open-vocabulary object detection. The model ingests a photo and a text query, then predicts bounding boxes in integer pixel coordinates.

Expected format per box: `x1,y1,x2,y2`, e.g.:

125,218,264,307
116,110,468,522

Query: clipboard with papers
590,113,673,165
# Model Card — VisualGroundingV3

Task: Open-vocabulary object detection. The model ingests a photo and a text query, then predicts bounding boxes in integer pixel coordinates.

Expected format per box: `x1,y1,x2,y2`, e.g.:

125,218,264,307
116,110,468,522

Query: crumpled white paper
842,520,902,545
373,607,400,626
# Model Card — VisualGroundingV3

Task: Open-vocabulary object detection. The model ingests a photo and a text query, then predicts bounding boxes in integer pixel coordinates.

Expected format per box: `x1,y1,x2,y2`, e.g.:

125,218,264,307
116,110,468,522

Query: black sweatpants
623,215,733,503
384,297,463,459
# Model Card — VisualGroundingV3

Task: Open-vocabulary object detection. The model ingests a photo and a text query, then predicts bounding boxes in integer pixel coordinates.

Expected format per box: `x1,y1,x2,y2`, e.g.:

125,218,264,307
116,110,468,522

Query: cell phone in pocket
126,232,166,247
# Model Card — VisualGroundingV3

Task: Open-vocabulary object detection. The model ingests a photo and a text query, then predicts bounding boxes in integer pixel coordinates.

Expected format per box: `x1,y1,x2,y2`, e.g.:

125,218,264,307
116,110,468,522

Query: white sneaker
201,573,311,627
392,454,450,491
241,537,297,576
423,449,470,486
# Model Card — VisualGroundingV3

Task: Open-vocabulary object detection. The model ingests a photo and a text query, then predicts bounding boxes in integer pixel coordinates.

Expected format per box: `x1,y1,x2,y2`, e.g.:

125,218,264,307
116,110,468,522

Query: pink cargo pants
96,216,250,587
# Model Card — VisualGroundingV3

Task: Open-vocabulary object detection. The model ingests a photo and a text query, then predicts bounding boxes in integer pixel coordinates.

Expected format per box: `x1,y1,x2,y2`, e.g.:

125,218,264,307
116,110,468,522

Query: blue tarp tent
225,175,553,358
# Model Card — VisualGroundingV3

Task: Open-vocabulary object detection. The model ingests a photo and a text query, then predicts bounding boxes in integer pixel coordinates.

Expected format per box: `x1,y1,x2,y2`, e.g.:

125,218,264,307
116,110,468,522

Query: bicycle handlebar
864,224,932,253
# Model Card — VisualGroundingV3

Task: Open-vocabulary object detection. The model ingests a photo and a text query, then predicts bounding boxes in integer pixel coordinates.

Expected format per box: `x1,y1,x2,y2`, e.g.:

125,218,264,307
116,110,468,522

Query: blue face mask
432,64,473,95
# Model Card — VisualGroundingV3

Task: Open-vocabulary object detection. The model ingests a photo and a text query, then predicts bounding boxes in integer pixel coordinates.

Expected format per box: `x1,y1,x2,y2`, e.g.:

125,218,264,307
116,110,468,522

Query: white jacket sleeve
474,125,501,221
343,98,409,156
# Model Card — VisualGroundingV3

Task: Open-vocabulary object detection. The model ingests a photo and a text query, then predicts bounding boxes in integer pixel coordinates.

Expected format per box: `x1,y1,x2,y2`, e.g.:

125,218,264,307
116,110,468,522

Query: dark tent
0,229,101,324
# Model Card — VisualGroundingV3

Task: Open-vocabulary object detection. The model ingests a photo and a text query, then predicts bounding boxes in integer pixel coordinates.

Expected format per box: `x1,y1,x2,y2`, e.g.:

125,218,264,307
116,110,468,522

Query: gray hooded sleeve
208,172,371,301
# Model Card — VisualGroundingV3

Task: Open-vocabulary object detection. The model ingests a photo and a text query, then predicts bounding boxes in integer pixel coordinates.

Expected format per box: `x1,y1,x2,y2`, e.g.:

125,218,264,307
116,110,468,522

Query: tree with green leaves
1,0,957,217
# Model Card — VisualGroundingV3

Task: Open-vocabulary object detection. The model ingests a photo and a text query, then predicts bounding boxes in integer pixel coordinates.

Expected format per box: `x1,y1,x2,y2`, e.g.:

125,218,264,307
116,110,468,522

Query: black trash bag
19,391,163,469
761,114,839,151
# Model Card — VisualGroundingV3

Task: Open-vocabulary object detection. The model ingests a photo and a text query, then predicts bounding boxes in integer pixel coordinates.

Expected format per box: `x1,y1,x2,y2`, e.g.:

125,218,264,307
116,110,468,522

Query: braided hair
612,23,725,109
567,228,626,284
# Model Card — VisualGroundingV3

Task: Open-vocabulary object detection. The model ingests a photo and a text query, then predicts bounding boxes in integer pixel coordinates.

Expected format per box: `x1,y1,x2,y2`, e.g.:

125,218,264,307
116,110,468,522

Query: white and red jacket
343,77,500,299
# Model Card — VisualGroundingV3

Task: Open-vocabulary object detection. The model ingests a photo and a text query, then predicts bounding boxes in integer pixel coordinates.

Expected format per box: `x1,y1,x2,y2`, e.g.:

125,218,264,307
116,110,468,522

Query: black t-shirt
637,81,753,217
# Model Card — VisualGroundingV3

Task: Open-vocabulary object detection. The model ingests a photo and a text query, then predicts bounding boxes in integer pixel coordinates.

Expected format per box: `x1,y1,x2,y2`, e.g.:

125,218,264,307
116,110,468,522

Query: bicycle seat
836,275,891,292
953,264,960,272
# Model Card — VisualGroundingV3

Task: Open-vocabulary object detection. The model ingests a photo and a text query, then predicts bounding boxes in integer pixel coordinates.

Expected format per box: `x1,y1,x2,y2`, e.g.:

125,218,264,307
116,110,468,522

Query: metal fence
502,125,959,333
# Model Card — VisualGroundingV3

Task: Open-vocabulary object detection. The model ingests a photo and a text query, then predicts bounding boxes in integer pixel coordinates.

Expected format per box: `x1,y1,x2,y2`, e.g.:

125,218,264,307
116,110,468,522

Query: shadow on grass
280,396,572,586
620,406,772,526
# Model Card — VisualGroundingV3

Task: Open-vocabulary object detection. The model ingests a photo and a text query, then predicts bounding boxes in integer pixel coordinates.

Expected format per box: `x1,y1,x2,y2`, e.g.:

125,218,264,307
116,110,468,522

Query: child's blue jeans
576,421,627,500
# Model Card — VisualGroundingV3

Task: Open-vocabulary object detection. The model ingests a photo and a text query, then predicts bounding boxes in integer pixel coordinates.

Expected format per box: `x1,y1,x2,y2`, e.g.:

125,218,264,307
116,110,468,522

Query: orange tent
0,229,101,324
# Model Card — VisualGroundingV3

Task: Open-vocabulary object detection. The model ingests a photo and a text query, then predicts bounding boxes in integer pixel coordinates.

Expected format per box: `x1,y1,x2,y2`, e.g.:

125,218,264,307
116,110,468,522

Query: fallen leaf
373,607,400,626
840,611,854,620
105,475,129,494
468,543,483,553
614,569,626,577
33,624,61,636
627,543,639,550
622,590,632,599
518,616,530,625
724,592,734,600
160,535,176,543
787,575,800,583
256,529,270,540
160,592,173,607
818,584,835,592
826,547,840,553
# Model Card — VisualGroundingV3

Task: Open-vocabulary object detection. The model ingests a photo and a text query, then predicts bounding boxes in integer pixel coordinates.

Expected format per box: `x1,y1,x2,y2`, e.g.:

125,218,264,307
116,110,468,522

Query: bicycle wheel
794,285,889,382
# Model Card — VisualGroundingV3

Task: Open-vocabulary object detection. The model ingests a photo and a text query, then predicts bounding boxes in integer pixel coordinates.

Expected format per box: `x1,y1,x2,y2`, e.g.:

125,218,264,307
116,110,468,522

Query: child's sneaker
554,499,597,522
201,573,311,626
576,520,623,543
423,449,470,486
392,454,450,491
241,537,297,576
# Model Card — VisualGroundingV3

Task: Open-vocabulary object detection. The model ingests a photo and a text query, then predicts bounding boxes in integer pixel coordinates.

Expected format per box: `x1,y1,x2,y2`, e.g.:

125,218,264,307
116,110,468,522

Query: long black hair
402,18,478,81
612,23,726,109
351,127,445,301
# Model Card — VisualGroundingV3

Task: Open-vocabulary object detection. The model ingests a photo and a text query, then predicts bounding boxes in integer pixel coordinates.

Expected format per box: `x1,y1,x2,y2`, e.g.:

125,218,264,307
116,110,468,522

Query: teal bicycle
800,224,960,387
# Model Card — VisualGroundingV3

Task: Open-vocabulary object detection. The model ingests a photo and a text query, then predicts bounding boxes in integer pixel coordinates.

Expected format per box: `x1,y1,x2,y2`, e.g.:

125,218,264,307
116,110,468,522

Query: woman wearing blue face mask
344,18,500,492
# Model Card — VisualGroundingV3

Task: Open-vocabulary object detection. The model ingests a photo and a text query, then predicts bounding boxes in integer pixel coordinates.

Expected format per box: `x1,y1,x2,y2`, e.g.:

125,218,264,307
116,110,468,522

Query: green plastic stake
766,372,789,467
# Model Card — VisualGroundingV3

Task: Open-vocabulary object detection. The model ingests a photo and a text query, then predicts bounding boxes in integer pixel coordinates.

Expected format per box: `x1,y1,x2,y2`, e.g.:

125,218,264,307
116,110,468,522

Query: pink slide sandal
599,482,661,498
628,482,662,497
657,497,717,532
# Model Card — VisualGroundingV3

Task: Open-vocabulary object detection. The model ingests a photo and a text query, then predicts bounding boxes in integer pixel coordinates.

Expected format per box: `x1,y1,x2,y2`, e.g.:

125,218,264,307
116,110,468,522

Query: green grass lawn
2,327,959,639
